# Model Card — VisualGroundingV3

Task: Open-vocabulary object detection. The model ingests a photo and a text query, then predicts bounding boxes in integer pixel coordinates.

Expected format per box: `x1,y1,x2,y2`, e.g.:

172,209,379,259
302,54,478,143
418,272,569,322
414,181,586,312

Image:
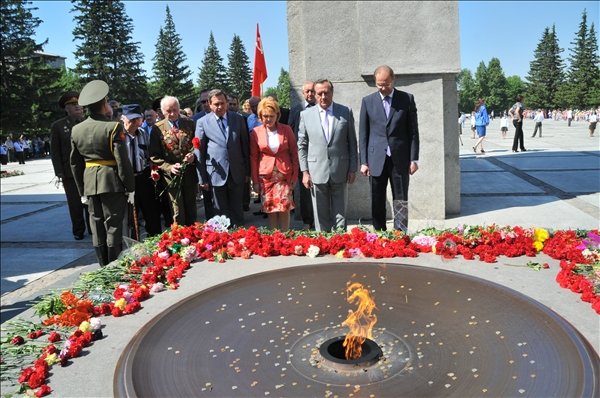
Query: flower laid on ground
0,169,25,178
1,222,598,396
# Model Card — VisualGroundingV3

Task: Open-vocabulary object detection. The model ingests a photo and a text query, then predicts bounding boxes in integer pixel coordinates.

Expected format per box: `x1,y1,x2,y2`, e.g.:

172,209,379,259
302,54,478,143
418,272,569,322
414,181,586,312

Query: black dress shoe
521,148,527,152
74,234,84,240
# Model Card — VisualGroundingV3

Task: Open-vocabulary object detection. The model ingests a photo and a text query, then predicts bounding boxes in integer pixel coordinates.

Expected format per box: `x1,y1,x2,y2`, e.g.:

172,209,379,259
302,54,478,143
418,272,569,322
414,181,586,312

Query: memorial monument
287,1,461,229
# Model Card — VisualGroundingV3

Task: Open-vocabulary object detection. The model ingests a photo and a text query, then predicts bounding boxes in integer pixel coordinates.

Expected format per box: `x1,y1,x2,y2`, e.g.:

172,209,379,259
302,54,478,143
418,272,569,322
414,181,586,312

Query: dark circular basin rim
114,261,600,397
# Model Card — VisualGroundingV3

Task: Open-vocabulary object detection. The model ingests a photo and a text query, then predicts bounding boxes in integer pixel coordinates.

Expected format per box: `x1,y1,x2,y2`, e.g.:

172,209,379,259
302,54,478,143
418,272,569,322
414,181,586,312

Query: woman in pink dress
250,97,299,231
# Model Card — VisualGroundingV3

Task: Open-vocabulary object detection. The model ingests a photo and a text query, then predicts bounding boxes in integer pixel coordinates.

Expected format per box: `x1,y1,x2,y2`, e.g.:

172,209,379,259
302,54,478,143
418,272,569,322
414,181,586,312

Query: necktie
218,117,227,138
321,109,329,142
383,97,392,156
383,96,391,118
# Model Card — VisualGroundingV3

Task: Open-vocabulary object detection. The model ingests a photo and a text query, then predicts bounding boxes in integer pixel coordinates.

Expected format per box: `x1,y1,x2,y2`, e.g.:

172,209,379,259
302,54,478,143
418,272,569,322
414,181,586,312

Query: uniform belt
86,159,117,168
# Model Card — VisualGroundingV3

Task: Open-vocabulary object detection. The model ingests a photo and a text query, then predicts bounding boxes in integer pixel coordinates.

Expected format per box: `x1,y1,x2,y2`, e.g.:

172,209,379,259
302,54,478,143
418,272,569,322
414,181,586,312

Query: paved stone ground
0,118,598,396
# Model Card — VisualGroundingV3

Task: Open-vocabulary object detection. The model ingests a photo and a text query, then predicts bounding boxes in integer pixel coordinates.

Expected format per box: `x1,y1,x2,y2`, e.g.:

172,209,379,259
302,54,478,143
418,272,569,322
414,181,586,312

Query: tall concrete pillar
287,1,461,230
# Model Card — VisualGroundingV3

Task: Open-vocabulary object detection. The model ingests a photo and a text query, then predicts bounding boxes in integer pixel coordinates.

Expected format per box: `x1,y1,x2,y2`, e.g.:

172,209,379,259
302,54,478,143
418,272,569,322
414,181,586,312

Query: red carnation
192,137,201,150
48,331,61,343
10,335,24,345
35,384,52,397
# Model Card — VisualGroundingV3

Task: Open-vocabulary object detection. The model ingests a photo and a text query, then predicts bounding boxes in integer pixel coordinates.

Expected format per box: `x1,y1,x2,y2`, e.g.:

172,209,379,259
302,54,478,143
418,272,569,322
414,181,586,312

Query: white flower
206,215,231,232
307,245,320,258
182,246,197,262
150,282,165,294
89,317,102,331
180,237,190,246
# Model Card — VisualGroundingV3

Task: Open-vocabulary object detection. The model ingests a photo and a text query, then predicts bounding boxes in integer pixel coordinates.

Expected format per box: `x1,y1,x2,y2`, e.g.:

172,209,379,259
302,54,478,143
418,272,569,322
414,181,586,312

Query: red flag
251,23,267,97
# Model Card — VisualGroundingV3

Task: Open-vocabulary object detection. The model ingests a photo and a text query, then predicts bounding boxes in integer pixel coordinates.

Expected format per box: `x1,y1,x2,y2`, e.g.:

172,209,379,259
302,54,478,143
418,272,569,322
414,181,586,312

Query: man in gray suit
359,65,419,232
298,79,358,232
196,89,249,227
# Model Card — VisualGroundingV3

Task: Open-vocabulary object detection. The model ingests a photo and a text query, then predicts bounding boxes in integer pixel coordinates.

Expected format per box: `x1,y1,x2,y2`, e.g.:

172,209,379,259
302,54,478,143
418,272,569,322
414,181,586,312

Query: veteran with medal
149,95,198,226
70,80,135,266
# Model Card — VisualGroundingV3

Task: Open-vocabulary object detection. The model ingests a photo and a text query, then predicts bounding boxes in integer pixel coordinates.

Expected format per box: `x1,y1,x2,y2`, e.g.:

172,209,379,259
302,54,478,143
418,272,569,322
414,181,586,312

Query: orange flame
342,282,377,360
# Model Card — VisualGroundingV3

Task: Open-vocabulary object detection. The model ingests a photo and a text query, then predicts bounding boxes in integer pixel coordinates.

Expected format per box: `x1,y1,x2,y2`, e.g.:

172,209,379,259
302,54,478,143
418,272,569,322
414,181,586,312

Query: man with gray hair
196,89,249,227
149,95,198,226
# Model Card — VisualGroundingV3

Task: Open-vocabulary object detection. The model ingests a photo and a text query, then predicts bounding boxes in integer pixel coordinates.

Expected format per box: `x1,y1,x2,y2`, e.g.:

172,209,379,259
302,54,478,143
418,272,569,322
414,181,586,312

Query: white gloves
81,196,88,205
127,192,135,205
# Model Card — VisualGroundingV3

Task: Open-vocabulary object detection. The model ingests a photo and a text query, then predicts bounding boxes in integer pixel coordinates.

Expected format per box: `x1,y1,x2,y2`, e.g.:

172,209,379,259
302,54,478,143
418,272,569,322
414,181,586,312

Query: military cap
58,91,79,108
78,80,109,106
122,104,143,120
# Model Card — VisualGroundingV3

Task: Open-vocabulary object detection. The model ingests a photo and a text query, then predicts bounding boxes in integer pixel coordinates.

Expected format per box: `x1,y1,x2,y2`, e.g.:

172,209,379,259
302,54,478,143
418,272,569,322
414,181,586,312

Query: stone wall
287,1,461,229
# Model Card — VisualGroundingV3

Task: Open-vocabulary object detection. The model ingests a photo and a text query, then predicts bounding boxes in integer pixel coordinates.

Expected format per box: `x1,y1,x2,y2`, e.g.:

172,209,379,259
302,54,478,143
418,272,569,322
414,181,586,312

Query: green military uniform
50,95,89,239
149,117,198,226
70,80,135,266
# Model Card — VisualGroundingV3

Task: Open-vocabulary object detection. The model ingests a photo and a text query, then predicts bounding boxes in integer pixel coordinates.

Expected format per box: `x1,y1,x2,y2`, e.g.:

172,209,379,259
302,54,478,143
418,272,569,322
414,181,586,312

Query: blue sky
32,1,599,90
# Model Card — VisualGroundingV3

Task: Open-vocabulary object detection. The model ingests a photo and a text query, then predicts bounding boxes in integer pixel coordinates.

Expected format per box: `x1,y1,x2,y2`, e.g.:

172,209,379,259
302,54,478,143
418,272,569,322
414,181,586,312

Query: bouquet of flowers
162,136,200,202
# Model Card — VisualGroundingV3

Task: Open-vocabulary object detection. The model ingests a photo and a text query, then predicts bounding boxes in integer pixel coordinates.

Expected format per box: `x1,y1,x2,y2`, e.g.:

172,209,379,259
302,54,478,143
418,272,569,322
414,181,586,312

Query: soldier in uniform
149,95,198,226
50,91,89,240
70,80,135,266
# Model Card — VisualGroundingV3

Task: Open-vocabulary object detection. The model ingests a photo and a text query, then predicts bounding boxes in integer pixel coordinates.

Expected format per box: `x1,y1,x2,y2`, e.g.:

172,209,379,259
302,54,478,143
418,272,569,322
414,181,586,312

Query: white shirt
534,112,544,123
318,105,333,141
267,129,280,153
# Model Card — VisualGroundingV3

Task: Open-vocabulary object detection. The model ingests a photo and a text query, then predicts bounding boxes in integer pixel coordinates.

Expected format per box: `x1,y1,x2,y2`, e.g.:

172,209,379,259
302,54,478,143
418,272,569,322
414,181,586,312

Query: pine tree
526,26,565,109
226,34,252,102
485,58,508,115
473,61,488,106
0,0,63,133
150,6,194,105
561,9,599,108
584,23,600,106
275,68,291,108
198,32,228,92
71,0,148,105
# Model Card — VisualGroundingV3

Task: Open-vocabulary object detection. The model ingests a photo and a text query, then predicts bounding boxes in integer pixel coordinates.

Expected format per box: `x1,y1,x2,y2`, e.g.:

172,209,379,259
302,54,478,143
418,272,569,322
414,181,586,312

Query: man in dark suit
70,80,135,266
149,96,199,226
50,91,89,240
288,80,316,229
359,65,420,232
298,79,358,232
196,89,250,227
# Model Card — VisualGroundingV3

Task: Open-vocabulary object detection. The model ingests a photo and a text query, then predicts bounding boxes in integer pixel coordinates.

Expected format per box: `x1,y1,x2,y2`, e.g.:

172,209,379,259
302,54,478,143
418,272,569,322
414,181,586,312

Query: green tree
150,6,194,106
473,61,488,102
457,68,476,113
561,9,600,108
526,26,565,109
0,0,63,134
275,68,291,108
198,32,228,93
485,58,508,115
226,34,252,102
506,75,526,111
71,0,148,104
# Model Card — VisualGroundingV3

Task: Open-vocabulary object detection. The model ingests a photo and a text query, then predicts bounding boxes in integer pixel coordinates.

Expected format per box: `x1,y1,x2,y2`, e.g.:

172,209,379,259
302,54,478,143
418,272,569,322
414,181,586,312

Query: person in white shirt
531,109,544,138
500,112,509,138
589,110,598,137
567,109,573,126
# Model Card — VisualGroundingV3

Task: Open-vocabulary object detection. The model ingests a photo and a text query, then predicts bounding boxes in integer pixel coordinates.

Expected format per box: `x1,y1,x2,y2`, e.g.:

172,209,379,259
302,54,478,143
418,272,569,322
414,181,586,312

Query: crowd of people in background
458,104,600,145
0,134,51,165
